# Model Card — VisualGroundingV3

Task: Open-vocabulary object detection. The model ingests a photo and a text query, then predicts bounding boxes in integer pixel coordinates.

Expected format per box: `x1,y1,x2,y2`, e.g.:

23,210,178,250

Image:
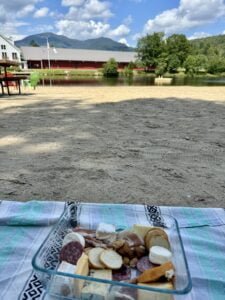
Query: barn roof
21,46,137,63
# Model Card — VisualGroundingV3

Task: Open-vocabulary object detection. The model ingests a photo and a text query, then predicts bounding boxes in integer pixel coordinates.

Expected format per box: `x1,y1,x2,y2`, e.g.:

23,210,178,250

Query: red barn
21,46,137,69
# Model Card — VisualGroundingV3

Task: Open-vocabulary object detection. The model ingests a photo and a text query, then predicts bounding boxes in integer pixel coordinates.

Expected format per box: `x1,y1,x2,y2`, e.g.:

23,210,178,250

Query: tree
29,40,39,47
137,32,165,70
155,61,167,77
167,54,181,73
208,56,225,74
184,55,208,74
103,58,119,77
166,34,191,66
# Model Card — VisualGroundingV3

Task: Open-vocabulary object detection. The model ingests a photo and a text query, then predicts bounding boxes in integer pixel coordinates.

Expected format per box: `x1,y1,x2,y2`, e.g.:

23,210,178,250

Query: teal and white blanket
0,200,225,300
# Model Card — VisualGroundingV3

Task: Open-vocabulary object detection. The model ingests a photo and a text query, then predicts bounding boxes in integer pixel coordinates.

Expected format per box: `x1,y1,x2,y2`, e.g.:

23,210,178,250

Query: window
12,52,18,60
2,52,7,59
1,45,6,50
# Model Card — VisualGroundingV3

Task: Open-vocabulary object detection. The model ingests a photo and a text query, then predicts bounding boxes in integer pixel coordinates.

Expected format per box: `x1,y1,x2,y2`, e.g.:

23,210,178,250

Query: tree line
136,32,225,75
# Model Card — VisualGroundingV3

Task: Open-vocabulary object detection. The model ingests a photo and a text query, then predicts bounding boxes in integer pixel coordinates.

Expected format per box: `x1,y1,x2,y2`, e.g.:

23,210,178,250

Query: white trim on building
0,34,21,63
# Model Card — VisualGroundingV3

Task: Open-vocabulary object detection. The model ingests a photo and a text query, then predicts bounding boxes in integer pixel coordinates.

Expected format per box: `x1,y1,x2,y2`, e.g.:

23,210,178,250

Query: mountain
15,32,135,52
190,34,225,56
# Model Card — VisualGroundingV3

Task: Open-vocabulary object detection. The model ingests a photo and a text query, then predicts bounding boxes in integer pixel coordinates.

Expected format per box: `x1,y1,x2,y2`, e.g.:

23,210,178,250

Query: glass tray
32,203,192,299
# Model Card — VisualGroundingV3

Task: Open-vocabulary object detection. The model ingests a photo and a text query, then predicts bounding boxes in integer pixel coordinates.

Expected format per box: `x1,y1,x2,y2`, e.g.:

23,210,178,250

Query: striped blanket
0,200,224,300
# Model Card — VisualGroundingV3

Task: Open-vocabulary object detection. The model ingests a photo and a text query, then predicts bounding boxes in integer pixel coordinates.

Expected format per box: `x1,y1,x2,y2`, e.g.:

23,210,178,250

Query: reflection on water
40,76,225,87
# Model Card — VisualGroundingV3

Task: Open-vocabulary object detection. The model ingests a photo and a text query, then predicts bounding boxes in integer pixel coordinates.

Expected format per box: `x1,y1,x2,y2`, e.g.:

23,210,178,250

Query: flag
53,47,57,54
47,40,50,49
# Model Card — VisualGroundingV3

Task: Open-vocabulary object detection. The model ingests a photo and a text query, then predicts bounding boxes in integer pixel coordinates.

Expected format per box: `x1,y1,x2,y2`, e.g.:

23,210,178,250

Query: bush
123,66,133,77
103,58,119,77
29,72,40,89
208,56,225,74
184,55,208,75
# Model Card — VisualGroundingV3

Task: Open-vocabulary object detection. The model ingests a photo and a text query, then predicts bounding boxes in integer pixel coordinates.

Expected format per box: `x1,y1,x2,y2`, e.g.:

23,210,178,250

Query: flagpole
46,37,52,86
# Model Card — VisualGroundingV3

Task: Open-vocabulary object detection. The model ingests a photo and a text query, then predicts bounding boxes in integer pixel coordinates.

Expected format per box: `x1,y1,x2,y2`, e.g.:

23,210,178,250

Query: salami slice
136,256,157,273
112,265,131,281
59,241,83,265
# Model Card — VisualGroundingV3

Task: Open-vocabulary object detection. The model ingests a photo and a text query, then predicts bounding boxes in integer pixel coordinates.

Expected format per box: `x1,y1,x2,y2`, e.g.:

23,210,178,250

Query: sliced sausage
112,265,131,281
136,256,157,273
59,241,83,265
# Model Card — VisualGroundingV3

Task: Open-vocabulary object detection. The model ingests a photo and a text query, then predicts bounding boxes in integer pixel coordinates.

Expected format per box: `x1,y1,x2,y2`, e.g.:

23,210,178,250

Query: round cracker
88,247,105,269
100,249,123,270
145,229,170,250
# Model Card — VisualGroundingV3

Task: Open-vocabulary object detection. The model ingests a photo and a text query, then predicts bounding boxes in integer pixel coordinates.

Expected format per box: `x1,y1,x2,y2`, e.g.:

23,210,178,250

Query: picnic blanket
0,200,225,300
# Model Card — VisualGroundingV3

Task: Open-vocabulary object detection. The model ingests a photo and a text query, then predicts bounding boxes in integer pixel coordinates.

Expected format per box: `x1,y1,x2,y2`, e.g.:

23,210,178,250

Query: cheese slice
137,282,174,300
49,261,76,297
96,223,117,242
74,253,89,297
81,269,112,300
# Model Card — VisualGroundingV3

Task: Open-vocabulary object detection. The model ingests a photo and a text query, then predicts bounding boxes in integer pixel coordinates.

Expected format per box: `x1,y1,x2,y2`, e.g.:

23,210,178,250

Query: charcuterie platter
32,203,192,299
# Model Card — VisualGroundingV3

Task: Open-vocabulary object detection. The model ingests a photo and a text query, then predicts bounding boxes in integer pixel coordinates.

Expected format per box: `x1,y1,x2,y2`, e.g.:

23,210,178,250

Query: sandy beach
1,86,225,207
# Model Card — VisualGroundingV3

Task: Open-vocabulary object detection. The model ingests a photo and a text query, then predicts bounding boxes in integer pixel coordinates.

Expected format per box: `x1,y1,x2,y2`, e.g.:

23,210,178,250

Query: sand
1,86,225,207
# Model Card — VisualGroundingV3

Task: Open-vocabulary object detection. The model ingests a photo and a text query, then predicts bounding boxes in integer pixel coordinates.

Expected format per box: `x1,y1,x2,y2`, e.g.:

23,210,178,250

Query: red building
21,46,137,69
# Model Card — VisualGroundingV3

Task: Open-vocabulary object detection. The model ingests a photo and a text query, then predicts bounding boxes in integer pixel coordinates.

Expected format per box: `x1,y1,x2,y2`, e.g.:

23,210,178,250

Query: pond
39,75,225,86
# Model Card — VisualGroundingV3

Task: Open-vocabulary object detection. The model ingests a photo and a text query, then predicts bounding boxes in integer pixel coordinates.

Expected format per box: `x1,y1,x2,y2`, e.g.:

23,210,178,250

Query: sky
1,0,225,45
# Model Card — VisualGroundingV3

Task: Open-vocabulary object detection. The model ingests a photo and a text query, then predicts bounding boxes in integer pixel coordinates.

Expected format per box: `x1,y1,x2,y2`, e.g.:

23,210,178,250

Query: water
39,76,225,86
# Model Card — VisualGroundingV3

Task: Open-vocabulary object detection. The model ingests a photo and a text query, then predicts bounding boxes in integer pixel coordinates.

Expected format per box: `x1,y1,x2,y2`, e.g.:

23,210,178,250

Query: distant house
0,34,21,64
20,46,137,69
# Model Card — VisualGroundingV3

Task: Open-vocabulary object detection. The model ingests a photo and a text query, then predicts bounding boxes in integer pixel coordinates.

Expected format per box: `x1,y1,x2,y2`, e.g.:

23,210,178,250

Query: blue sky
1,0,225,45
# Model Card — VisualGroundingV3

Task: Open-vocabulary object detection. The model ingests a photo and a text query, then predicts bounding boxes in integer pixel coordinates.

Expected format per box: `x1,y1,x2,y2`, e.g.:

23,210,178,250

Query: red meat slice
112,265,131,281
59,241,83,265
136,256,157,273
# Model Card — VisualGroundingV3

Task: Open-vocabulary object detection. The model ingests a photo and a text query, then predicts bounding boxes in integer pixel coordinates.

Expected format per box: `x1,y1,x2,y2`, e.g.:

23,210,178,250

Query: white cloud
56,19,131,40
109,24,130,37
144,0,225,35
0,0,41,38
62,0,85,6
29,24,54,33
34,7,49,18
66,0,113,20
119,38,129,46
56,0,131,41
0,0,39,12
0,21,29,41
56,19,110,39
17,4,35,17
188,32,211,40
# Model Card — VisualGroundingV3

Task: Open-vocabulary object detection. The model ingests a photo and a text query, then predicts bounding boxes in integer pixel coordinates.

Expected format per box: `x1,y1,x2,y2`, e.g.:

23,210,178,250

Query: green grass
30,68,103,78
29,68,225,80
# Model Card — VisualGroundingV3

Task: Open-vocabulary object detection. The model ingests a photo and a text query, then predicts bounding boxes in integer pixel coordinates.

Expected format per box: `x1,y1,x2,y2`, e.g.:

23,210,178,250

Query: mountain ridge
15,32,135,52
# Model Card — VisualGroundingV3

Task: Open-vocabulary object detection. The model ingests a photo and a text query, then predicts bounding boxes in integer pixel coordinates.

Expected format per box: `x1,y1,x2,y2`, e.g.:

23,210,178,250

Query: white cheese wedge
49,261,76,297
149,246,172,265
81,269,112,300
62,232,85,247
